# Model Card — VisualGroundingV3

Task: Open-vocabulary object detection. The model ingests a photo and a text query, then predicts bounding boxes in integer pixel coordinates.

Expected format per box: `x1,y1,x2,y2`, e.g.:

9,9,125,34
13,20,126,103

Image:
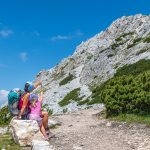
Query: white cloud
0,29,13,37
0,90,9,107
19,52,28,62
50,35,72,41
50,30,83,41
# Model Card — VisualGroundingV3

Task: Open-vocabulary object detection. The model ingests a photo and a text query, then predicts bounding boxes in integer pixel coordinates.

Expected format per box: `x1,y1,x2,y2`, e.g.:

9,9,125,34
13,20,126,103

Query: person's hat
29,93,38,102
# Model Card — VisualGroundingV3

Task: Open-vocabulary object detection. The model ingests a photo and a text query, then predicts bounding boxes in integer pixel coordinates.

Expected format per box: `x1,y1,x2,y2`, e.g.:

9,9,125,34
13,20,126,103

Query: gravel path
49,108,150,150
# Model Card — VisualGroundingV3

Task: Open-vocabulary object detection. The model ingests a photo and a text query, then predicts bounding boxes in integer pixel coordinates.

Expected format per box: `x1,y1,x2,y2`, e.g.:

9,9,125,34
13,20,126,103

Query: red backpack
18,93,30,117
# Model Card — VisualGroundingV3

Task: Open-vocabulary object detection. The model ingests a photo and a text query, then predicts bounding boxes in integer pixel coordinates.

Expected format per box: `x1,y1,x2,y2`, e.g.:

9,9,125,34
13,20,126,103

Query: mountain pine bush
101,71,150,117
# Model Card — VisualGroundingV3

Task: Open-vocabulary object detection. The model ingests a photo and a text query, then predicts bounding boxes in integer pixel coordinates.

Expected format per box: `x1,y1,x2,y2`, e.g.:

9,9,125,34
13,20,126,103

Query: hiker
17,82,49,134
29,91,49,139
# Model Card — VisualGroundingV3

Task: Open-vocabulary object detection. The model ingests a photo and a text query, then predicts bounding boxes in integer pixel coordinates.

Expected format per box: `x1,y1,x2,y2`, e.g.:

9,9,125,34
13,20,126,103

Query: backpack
8,90,20,116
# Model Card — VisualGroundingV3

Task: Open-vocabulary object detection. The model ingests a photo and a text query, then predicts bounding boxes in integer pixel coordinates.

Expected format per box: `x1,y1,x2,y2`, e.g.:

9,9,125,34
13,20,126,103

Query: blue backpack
8,90,20,116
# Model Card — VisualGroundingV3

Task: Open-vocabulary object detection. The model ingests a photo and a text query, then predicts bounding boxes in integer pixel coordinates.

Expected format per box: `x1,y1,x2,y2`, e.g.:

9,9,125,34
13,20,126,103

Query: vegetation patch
87,55,93,60
111,42,124,50
143,35,150,43
115,59,150,77
77,99,90,106
0,106,12,127
115,37,122,42
59,88,81,107
35,87,48,94
136,48,149,55
0,133,20,150
115,32,134,43
42,104,53,116
59,73,74,86
133,37,142,44
107,53,114,58
89,81,109,105
99,48,107,54
121,32,134,38
101,71,150,117
55,71,65,80
127,43,136,49
110,114,150,126
63,108,68,113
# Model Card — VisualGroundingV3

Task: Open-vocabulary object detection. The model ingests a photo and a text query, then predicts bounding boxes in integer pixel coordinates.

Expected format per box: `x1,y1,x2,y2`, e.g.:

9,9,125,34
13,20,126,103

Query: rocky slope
34,14,150,114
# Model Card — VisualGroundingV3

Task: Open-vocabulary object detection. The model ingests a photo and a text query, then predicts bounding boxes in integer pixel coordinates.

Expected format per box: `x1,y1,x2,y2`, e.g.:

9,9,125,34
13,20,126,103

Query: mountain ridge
34,14,150,114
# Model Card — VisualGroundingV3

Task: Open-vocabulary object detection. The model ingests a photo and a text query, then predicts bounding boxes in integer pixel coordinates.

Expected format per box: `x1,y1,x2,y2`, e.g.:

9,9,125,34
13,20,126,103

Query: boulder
10,119,45,147
10,119,42,146
32,140,54,150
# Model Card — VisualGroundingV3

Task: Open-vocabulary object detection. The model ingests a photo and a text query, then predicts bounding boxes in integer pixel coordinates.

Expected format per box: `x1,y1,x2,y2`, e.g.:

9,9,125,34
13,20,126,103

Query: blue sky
0,0,149,91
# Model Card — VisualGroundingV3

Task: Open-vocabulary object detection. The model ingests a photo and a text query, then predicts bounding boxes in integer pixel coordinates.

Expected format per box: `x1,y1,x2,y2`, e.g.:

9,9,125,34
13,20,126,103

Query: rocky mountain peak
34,14,150,114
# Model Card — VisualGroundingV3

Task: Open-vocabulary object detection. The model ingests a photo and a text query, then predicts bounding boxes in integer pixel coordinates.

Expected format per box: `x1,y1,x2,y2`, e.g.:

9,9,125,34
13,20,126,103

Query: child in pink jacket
29,91,48,139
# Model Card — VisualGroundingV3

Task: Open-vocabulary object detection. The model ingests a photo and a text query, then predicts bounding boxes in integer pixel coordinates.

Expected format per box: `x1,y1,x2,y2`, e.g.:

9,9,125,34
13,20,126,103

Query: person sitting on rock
17,81,49,136
29,92,49,139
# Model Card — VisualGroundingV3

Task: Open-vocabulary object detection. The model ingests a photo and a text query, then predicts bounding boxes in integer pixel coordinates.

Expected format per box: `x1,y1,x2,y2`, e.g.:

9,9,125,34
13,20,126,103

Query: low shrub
0,106,12,127
59,74,74,86
127,43,136,49
77,99,90,106
59,88,81,107
143,36,150,43
107,54,114,58
101,71,150,117
133,37,142,43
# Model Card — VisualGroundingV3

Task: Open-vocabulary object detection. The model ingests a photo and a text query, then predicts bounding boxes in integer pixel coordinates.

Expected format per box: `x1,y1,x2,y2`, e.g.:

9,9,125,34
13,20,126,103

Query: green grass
0,133,21,150
110,114,150,126
59,88,81,107
59,74,74,86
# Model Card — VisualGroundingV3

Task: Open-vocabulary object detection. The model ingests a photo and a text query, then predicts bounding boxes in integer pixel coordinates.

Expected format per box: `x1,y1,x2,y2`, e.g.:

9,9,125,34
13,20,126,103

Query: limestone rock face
34,14,150,114
10,119,44,146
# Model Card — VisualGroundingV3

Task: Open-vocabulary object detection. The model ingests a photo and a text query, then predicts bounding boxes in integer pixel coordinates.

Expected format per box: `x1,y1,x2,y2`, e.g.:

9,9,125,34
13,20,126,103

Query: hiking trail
50,108,150,150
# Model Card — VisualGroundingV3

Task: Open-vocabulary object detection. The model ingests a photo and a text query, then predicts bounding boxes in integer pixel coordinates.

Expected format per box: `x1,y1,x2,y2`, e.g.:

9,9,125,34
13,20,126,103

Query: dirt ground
49,108,150,150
